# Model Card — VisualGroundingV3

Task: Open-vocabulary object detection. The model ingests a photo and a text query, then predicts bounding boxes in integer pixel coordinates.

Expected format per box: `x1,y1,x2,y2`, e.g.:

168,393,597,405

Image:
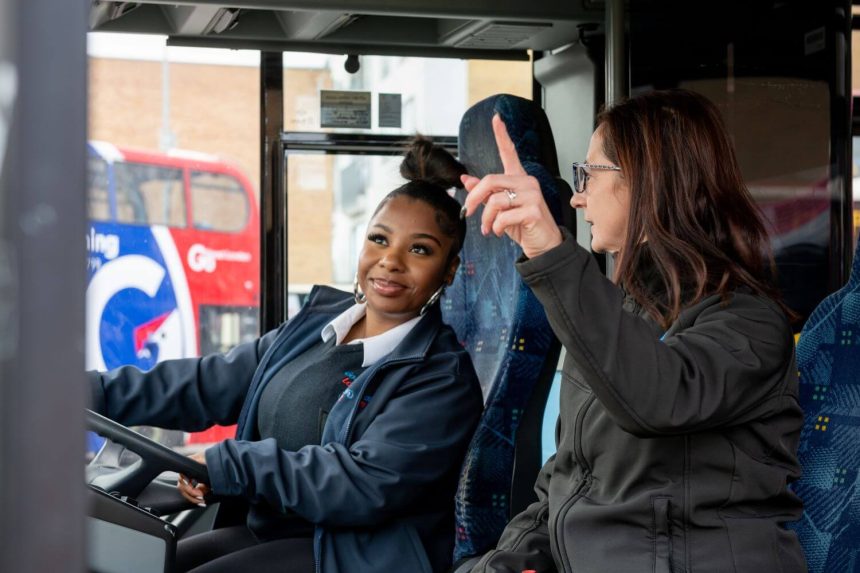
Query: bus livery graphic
85,141,260,448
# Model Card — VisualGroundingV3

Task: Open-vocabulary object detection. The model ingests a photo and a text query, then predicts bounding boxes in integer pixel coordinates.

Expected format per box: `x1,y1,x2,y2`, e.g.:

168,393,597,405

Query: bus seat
789,236,860,573
442,93,571,562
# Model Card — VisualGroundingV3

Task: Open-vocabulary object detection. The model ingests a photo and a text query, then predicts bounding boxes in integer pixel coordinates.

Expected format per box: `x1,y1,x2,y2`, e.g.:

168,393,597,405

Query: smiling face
357,195,459,327
570,126,631,255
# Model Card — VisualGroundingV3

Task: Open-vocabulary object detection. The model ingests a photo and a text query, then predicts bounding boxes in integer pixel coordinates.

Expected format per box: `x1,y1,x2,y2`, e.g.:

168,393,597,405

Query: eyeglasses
572,162,622,194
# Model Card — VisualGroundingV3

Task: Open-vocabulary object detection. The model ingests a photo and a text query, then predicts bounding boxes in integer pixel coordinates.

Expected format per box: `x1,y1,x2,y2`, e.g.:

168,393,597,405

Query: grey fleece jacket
473,230,806,573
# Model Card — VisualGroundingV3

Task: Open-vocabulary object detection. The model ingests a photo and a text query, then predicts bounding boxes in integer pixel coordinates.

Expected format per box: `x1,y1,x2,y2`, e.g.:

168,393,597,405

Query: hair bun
400,136,466,190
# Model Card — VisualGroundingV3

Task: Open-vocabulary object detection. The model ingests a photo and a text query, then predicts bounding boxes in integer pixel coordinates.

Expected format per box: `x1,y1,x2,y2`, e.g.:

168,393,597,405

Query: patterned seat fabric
442,94,565,561
789,235,860,572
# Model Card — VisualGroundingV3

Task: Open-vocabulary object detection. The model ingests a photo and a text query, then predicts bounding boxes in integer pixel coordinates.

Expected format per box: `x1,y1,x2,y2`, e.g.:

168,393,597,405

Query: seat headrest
445,93,565,399
458,94,561,179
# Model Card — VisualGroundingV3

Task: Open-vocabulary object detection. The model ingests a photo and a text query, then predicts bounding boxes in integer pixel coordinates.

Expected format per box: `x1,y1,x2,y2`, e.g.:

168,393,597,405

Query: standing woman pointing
464,89,807,573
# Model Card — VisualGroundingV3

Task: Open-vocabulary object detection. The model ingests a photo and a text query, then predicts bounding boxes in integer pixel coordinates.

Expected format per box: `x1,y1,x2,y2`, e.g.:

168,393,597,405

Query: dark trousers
176,525,315,573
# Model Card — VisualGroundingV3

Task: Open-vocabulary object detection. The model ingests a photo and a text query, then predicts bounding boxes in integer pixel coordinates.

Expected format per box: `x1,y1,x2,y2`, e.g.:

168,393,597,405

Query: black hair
374,136,467,260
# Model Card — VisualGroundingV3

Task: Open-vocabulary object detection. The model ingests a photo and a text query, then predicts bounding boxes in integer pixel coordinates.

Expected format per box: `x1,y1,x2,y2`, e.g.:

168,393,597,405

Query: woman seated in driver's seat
88,137,483,573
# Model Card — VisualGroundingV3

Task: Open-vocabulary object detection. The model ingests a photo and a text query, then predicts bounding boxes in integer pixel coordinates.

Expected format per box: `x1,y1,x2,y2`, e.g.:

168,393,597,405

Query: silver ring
505,189,517,208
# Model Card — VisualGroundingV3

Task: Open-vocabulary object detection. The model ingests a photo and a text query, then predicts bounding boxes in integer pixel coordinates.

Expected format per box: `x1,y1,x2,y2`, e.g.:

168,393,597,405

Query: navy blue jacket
90,286,484,573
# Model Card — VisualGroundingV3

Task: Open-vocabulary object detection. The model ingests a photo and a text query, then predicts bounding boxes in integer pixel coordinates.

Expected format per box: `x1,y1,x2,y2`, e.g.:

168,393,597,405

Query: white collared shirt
320,303,421,367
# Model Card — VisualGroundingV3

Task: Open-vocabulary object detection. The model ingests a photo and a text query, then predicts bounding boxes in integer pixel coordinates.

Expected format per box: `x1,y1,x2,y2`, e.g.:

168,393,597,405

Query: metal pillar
0,0,88,571
259,52,285,333
604,0,627,278
605,0,627,106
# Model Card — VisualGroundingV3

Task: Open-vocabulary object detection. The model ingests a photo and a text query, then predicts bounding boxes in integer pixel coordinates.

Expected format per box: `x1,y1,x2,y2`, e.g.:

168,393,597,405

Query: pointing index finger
493,114,526,176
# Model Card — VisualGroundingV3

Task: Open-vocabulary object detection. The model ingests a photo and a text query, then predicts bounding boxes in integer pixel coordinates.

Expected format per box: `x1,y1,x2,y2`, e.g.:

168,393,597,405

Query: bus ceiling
88,0,607,59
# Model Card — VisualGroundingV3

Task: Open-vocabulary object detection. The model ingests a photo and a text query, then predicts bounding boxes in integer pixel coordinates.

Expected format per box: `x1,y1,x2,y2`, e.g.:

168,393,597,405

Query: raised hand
461,114,563,259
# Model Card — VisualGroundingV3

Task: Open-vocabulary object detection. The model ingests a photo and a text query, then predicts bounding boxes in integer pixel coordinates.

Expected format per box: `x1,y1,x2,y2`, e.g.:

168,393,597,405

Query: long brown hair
598,89,784,328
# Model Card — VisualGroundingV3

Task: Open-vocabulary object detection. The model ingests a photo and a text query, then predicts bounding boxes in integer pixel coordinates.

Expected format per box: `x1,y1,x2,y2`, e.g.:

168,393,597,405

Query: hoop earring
419,285,445,316
353,273,366,304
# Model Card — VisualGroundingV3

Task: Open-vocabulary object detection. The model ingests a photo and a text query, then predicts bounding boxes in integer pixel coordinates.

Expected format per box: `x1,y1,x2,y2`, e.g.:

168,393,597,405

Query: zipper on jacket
339,371,376,446
652,497,673,573
340,357,418,445
314,526,323,573
507,504,551,553
550,392,596,573
551,477,590,573
316,357,419,573
339,376,372,446
572,395,595,474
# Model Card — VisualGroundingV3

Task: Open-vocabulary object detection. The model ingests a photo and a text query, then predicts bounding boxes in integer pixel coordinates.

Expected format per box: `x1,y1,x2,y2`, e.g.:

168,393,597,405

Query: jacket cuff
205,441,242,496
88,371,107,415
516,227,588,281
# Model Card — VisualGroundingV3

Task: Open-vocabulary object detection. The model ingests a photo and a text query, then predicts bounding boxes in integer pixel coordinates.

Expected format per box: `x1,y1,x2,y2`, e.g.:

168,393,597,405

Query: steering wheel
86,409,209,498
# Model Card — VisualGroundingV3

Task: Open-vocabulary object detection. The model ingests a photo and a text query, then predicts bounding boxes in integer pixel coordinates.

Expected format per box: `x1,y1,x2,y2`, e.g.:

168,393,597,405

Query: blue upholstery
442,94,565,561
789,235,860,572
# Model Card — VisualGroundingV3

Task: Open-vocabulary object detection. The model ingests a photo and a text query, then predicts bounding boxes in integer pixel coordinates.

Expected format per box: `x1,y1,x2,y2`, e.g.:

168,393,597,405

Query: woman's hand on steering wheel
461,113,563,260
177,451,211,507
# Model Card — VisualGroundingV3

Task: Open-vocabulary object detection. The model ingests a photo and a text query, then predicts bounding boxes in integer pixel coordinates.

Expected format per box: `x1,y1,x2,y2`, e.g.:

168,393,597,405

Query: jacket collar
304,285,443,365
381,303,443,363
321,303,423,367
620,247,671,335
621,268,664,318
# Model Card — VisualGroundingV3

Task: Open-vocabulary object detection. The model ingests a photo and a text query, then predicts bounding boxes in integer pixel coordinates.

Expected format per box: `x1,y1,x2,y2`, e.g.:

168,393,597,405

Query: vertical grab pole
605,0,628,106
604,0,627,279
260,52,285,333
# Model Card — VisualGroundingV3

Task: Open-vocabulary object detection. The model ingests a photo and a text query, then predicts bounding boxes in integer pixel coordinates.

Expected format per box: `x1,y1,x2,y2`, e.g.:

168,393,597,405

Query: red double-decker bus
86,142,260,448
